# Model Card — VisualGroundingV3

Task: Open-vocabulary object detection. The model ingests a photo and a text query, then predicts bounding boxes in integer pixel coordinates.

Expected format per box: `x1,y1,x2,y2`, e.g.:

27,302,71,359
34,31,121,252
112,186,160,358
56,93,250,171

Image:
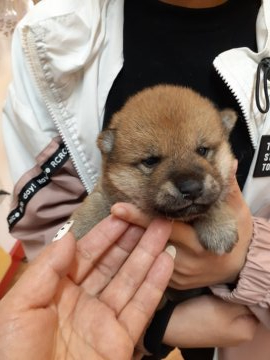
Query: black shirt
104,0,261,189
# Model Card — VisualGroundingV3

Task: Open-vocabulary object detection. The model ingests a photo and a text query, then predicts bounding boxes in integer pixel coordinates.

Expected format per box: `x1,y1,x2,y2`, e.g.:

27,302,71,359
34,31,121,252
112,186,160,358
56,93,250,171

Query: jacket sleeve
211,217,270,329
2,27,87,261
7,138,87,261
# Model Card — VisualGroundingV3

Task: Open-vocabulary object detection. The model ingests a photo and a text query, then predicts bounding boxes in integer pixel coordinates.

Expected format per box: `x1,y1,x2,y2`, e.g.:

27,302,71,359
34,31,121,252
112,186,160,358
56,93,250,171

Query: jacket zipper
21,26,95,193
214,61,258,150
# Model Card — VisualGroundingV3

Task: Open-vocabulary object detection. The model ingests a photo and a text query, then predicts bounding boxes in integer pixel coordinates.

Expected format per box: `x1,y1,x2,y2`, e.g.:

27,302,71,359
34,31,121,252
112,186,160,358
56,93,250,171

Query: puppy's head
98,85,237,220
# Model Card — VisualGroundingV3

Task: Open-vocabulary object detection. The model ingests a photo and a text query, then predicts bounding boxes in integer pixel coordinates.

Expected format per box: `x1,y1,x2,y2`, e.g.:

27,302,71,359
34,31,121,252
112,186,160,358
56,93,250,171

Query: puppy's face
98,85,236,220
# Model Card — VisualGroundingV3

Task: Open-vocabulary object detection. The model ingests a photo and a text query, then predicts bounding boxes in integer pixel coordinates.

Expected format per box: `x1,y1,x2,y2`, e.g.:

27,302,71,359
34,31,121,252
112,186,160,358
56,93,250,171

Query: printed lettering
8,143,70,230
8,212,21,225
262,163,270,172
50,147,68,168
23,183,37,200
8,215,16,225
37,171,50,185
253,136,270,177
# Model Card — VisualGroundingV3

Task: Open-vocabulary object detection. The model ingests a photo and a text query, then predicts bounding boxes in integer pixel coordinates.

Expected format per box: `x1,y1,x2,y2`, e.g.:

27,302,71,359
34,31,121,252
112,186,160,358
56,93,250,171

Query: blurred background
0,0,35,297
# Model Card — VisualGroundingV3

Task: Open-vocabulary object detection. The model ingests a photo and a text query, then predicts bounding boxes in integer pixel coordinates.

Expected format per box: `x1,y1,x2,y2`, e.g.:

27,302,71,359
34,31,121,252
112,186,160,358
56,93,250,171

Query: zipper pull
256,57,270,114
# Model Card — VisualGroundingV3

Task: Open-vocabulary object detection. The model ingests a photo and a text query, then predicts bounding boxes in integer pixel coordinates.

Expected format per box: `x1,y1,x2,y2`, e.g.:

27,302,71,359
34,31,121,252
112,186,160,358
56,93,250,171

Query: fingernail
52,220,74,242
232,159,238,175
111,205,127,218
165,245,176,259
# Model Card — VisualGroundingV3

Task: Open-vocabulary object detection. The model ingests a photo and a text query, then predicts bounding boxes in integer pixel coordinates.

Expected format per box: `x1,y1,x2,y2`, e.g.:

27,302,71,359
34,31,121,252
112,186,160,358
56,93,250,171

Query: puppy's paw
194,218,238,255
201,230,238,254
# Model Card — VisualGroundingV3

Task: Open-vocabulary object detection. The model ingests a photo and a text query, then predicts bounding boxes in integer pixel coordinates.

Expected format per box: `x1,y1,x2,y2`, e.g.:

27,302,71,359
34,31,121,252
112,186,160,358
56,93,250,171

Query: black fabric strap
181,347,215,360
143,300,177,359
143,291,215,360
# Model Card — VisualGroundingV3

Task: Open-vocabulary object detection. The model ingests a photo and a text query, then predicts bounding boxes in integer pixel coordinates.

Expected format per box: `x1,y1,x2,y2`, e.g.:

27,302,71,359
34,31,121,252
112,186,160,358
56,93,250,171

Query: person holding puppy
2,0,270,359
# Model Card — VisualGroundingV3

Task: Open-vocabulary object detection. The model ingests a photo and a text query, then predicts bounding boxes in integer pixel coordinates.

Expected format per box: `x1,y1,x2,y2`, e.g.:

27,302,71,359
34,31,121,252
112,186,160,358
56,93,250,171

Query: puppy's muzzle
154,176,219,220
175,179,203,200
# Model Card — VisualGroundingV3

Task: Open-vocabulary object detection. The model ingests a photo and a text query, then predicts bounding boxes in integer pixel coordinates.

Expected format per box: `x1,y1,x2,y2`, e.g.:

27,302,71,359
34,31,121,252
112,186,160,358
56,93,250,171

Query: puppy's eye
141,156,161,168
196,146,209,157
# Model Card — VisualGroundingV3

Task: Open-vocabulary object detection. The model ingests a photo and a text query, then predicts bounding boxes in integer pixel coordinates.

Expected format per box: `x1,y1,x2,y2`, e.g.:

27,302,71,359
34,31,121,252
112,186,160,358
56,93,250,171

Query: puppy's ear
220,109,237,136
97,129,116,154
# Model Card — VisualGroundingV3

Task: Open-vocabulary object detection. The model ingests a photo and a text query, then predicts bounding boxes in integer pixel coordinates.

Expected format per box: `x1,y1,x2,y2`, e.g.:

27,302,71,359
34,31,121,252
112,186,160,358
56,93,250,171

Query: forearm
162,295,258,349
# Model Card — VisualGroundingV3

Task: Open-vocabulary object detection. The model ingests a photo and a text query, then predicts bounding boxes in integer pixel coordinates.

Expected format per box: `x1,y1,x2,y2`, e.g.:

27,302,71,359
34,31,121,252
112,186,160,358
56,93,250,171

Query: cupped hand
0,216,174,360
111,177,253,289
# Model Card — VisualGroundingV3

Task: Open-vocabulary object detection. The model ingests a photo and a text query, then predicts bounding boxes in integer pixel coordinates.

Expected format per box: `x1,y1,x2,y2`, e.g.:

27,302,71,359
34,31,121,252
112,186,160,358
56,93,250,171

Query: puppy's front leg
193,205,238,254
70,185,111,240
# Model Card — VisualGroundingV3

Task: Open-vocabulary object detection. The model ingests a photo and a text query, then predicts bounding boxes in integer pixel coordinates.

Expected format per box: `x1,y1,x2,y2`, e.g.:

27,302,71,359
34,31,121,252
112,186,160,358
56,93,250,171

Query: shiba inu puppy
71,85,238,254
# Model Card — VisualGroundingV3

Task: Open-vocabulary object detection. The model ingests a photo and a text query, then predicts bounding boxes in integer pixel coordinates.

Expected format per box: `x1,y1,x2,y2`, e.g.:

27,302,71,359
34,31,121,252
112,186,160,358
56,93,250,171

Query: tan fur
71,85,238,254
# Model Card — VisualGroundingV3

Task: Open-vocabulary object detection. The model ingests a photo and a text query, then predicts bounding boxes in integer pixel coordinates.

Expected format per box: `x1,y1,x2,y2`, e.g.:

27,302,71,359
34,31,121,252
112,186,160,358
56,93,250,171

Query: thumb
225,159,244,208
111,202,152,228
4,229,76,310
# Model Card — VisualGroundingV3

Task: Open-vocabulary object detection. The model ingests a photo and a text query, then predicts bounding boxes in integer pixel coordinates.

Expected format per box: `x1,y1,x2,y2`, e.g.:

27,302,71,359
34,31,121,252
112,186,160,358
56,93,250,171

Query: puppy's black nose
177,179,203,200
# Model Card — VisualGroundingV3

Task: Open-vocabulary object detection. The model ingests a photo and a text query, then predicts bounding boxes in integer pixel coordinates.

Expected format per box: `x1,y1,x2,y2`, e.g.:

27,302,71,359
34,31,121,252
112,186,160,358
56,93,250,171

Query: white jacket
3,0,125,258
2,1,270,358
4,0,124,192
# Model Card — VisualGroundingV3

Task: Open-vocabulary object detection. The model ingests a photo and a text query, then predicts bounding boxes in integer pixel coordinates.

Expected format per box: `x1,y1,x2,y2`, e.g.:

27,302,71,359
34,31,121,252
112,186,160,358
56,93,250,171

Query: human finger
224,158,252,242
111,202,205,253
111,202,152,228
119,249,174,344
226,175,248,209
226,177,252,237
81,225,145,295
3,230,76,310
170,221,205,252
99,218,173,315
69,215,131,283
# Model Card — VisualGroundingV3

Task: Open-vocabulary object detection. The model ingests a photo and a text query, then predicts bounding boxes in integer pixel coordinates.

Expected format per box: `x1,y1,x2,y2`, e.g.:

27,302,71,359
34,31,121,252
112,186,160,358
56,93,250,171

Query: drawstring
256,57,270,114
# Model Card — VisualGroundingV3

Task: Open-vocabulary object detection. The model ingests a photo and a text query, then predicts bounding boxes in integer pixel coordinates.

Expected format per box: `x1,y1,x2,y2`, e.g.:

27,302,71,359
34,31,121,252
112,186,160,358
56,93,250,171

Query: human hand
163,295,258,348
0,216,174,360
111,177,253,289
